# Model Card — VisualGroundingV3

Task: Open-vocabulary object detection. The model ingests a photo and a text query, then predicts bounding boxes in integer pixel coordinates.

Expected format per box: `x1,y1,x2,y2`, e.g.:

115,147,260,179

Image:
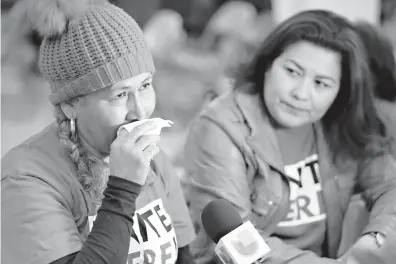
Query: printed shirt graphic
277,154,326,227
89,199,178,264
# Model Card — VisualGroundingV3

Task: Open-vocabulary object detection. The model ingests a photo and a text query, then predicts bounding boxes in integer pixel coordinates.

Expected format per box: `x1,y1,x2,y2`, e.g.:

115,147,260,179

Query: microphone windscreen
201,199,243,243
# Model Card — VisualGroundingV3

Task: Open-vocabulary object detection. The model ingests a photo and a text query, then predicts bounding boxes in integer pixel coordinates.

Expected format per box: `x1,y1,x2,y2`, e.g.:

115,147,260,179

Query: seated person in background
1,1,195,264
185,10,396,264
355,21,396,158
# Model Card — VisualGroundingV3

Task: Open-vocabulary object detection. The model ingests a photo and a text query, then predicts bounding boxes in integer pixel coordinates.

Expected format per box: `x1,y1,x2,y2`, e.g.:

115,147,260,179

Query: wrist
107,176,143,195
338,233,386,264
366,232,386,248
109,168,148,186
99,176,142,222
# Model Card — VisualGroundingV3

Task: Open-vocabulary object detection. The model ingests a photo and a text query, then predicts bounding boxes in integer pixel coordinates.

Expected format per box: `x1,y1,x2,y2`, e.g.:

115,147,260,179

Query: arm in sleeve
358,154,396,233
338,153,396,263
2,174,141,264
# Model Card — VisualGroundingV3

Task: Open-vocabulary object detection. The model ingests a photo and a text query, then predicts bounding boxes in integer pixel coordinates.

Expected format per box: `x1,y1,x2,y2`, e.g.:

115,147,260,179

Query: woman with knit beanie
1,1,196,264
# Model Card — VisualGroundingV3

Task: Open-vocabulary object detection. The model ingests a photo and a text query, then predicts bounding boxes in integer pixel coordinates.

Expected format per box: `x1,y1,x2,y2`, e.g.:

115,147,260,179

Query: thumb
117,127,128,137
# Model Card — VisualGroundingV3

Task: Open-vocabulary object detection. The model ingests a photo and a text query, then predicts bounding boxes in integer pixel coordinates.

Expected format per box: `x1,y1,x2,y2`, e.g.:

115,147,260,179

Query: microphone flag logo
214,221,271,264
231,225,259,256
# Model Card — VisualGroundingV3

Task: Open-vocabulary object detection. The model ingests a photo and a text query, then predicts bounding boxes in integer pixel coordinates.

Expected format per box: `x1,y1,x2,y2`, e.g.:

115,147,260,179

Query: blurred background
2,0,396,180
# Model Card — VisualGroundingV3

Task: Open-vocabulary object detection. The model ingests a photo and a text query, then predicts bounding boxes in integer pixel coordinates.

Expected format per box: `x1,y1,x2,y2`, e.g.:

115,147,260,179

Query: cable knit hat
29,0,155,105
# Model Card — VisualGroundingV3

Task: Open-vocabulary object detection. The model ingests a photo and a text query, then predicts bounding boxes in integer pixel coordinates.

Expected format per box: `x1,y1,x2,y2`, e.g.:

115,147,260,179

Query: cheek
311,89,339,116
263,68,291,98
79,104,126,139
141,88,156,116
263,73,276,101
263,70,289,108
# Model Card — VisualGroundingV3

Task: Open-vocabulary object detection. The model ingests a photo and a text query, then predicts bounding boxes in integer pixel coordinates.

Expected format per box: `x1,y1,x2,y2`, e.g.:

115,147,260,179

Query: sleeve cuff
363,215,396,238
107,176,143,195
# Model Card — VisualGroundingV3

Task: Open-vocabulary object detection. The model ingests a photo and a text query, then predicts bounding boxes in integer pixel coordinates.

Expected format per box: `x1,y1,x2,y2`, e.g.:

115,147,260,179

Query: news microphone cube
215,221,270,264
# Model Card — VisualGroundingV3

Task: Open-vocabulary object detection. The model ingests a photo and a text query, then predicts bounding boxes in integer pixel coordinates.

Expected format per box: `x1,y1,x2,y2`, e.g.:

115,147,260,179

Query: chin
275,115,309,128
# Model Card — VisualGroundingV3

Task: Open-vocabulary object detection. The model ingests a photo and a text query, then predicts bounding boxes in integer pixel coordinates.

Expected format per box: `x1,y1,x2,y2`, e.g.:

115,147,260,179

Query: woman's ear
60,97,83,119
60,102,76,119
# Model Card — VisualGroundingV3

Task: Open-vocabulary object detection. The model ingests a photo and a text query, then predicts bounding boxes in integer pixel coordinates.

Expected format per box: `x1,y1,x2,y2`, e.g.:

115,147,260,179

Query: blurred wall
272,0,381,24
115,0,162,27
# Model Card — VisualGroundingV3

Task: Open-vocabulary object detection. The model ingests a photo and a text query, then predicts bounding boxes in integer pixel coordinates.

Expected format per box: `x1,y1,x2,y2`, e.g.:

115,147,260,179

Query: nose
126,92,146,121
291,77,312,101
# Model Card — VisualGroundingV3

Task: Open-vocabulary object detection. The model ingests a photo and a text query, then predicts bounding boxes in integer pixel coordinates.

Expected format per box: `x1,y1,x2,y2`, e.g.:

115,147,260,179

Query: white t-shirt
89,199,178,264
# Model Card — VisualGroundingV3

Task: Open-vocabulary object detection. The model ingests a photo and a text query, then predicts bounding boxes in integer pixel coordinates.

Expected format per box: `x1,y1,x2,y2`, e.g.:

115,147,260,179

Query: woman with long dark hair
185,10,396,263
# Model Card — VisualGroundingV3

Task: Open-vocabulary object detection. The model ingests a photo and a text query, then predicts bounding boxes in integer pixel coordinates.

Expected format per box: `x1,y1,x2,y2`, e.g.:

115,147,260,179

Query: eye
139,82,152,91
315,79,330,89
113,91,128,100
285,67,300,77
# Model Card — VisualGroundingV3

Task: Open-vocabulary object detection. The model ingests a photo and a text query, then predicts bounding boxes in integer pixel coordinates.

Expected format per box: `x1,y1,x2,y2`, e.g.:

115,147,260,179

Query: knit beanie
29,0,155,105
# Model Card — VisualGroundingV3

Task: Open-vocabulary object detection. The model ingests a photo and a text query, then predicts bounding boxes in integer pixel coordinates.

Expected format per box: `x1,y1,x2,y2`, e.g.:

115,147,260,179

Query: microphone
201,199,271,264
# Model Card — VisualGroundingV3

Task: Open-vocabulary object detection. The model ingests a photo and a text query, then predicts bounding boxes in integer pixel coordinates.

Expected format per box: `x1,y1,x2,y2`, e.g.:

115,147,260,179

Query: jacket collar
235,91,285,172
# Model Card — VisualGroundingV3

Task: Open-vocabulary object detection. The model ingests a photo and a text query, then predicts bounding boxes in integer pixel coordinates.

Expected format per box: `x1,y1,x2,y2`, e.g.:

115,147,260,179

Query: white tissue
117,118,174,136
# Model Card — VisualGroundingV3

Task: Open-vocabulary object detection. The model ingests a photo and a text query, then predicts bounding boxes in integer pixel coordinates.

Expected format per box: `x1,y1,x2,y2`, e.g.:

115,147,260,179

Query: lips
280,100,309,112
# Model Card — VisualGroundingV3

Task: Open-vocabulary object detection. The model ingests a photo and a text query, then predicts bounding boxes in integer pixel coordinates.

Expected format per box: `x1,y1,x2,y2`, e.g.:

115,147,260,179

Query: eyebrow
285,59,337,84
141,76,153,84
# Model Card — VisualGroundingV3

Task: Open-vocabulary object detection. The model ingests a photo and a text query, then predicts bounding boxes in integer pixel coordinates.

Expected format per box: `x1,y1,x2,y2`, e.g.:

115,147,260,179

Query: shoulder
191,91,247,142
2,123,81,204
190,89,264,146
197,86,265,126
1,124,84,264
198,91,241,124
